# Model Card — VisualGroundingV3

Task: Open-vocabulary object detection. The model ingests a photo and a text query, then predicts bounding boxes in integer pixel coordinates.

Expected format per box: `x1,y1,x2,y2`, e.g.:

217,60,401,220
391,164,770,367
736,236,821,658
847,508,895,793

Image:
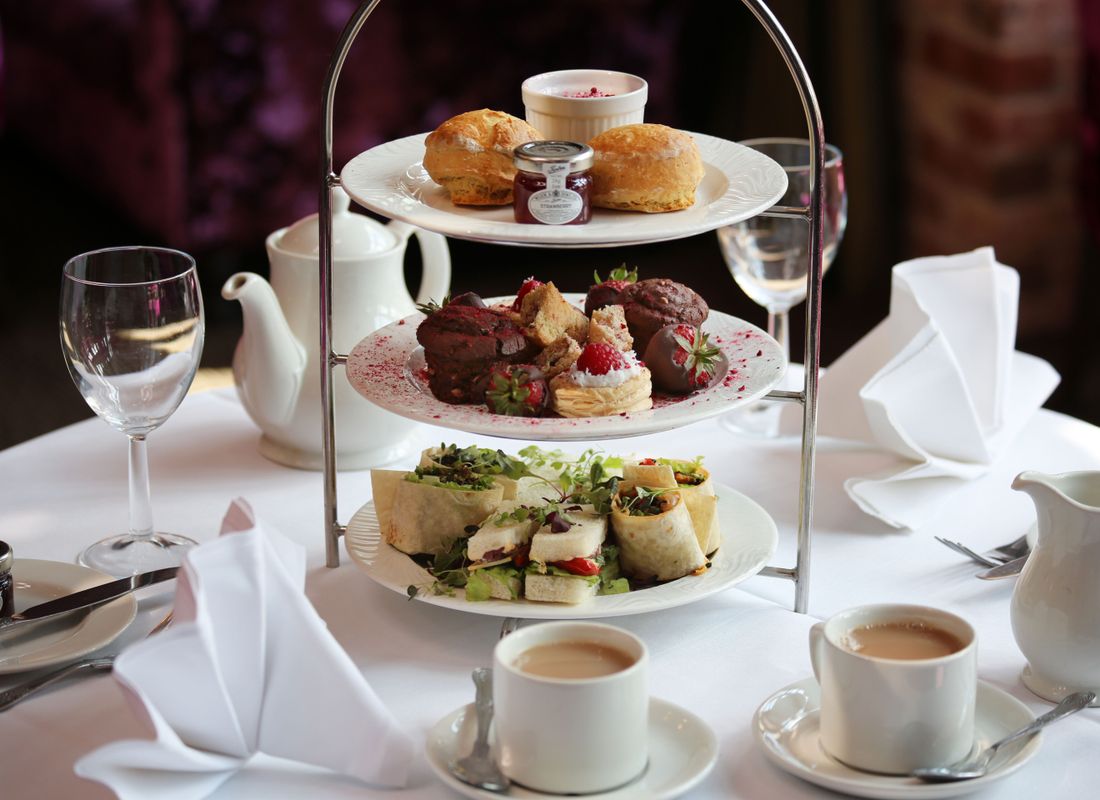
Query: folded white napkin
75,499,416,799
789,247,1059,529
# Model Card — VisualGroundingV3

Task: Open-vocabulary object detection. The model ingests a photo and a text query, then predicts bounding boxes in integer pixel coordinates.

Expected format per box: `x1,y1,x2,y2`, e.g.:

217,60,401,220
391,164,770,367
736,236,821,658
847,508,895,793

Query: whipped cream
570,351,644,388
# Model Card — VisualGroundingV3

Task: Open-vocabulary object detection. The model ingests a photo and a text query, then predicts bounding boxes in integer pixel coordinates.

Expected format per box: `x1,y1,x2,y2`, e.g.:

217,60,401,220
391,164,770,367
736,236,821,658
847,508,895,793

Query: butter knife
977,555,1028,580
0,567,178,631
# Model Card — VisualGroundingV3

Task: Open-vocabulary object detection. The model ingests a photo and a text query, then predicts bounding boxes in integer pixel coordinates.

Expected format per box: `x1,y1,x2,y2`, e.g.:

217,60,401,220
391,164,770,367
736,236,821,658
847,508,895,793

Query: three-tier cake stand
313,0,825,615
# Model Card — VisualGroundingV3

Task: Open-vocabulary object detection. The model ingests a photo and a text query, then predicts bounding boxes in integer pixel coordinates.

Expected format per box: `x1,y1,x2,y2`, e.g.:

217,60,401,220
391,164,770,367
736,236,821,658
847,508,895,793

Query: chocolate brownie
416,305,533,404
620,278,709,356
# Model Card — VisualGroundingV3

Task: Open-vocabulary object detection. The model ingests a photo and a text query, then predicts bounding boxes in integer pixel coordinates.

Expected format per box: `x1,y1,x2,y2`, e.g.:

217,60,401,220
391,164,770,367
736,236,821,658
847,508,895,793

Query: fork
935,534,1029,568
0,610,173,712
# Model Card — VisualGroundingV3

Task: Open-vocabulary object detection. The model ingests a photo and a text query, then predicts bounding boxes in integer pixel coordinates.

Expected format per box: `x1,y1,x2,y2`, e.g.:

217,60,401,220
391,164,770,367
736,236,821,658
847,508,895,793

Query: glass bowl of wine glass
716,138,846,436
60,246,205,575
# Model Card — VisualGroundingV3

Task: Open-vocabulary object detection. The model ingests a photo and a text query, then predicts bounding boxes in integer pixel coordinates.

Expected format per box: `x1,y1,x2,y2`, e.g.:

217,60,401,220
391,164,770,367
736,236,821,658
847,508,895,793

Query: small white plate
426,697,717,799
0,559,137,674
753,677,1042,799
345,482,777,620
346,295,786,442
341,131,787,248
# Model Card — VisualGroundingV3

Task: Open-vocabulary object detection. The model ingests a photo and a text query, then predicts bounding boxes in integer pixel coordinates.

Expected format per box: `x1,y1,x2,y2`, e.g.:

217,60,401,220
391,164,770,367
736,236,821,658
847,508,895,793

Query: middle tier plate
346,295,787,441
345,482,778,620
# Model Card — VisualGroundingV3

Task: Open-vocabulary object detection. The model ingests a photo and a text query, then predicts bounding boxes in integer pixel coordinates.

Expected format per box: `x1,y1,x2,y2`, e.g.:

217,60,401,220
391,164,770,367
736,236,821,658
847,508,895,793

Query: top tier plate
340,131,788,248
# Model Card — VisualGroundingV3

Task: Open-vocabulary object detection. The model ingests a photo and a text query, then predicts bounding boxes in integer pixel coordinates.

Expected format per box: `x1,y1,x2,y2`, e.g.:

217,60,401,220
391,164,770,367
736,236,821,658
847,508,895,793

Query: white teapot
1011,470,1100,705
221,187,450,469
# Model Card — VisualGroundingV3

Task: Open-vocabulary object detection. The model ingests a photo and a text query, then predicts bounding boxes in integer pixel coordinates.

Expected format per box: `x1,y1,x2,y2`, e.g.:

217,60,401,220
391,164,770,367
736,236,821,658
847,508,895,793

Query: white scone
588,123,705,213
423,109,542,206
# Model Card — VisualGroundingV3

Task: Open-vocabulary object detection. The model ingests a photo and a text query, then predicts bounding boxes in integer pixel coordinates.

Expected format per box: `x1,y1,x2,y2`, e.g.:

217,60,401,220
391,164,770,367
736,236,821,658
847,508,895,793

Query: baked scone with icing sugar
423,109,542,206
588,123,705,213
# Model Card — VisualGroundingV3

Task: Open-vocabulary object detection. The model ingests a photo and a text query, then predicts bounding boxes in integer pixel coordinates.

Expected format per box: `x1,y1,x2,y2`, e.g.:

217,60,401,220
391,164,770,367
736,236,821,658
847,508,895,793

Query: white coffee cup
493,621,648,794
809,604,977,774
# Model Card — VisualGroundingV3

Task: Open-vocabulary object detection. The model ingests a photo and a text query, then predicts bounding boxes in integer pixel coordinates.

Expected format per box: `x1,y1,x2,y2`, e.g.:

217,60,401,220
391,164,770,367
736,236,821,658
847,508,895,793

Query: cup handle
809,622,826,682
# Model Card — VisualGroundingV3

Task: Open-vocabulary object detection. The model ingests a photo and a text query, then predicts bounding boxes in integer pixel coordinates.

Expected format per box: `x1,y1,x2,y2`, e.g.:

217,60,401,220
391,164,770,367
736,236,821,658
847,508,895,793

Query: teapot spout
222,272,306,427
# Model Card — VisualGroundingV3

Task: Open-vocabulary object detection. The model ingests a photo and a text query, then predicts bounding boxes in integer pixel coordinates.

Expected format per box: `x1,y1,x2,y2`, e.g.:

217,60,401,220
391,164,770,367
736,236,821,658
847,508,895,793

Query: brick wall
899,0,1082,334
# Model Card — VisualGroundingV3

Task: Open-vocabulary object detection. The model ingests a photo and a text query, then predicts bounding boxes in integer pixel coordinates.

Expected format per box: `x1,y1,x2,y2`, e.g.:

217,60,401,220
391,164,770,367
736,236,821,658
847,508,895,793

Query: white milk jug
1011,470,1100,705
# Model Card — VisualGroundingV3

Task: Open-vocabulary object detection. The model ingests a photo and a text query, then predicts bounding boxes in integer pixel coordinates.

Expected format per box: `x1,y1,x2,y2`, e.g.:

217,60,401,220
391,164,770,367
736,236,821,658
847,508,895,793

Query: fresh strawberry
575,342,629,375
511,276,544,311
485,364,548,417
644,323,729,394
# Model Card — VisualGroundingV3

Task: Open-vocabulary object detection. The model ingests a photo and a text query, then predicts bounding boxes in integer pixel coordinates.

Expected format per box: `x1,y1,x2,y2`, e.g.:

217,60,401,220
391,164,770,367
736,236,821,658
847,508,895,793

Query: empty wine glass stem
128,434,154,539
767,309,791,363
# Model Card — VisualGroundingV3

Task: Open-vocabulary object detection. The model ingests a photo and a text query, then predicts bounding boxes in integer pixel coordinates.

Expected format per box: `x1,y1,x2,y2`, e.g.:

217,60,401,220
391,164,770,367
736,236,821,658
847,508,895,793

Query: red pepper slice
512,544,530,568
552,557,600,576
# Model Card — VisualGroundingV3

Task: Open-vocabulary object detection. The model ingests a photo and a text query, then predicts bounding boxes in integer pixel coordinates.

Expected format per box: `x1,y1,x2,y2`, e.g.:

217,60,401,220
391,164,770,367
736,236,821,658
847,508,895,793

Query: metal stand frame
316,0,824,614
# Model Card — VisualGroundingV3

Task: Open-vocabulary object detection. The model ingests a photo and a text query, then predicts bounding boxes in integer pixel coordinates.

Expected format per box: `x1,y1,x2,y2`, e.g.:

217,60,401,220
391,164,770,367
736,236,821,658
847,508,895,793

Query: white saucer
753,678,1042,799
426,697,717,799
0,559,137,674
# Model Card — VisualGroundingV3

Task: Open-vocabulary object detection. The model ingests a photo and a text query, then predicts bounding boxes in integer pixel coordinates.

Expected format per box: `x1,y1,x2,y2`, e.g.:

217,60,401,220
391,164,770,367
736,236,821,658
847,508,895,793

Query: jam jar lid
514,141,594,174
0,541,11,575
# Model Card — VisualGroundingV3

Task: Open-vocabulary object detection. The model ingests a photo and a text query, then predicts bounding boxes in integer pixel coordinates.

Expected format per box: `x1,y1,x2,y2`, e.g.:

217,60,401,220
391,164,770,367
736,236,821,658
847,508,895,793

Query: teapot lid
275,187,397,258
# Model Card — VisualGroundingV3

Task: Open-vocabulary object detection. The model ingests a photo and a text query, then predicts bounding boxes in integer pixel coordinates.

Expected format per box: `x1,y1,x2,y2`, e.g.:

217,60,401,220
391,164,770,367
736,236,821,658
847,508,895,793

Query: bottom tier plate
344,482,778,619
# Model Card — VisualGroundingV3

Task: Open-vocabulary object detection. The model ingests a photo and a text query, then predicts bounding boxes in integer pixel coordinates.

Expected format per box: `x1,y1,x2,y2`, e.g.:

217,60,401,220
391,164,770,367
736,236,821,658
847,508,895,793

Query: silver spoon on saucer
912,690,1095,782
449,667,510,792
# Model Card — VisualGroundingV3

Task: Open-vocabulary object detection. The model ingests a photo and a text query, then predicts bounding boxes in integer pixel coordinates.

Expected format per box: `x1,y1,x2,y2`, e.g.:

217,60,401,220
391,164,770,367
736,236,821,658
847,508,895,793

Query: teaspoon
449,667,510,792
912,691,1095,782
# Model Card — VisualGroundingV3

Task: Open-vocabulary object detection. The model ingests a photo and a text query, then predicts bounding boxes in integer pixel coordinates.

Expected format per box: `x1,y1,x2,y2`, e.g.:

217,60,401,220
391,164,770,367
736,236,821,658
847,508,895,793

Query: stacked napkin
75,499,415,799
789,247,1059,529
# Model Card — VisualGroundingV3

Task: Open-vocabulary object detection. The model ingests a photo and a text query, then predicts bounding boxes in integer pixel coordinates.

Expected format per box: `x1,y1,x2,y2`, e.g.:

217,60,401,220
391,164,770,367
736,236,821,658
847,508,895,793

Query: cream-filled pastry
550,342,652,418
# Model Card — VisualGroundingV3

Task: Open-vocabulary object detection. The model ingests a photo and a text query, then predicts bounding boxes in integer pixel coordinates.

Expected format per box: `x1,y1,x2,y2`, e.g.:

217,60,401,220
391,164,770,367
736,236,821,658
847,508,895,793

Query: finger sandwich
466,502,540,600
525,508,608,604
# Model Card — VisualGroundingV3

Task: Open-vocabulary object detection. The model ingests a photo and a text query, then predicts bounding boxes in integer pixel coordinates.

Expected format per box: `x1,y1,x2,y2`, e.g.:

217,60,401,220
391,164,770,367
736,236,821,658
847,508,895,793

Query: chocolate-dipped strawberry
643,324,728,394
448,291,486,308
485,364,548,417
584,264,638,316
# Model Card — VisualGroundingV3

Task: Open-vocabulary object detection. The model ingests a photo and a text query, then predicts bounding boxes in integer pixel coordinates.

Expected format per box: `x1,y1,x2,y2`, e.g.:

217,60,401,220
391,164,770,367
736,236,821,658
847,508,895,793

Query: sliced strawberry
485,364,548,417
575,342,629,375
511,277,544,311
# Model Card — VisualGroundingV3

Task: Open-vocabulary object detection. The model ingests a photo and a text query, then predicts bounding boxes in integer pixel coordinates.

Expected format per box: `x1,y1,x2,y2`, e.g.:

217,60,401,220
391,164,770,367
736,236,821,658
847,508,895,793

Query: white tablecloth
1,389,1098,799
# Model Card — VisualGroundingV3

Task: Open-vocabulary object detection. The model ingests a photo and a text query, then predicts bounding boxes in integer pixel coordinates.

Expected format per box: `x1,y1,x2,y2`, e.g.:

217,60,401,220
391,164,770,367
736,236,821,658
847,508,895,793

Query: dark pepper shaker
0,541,13,617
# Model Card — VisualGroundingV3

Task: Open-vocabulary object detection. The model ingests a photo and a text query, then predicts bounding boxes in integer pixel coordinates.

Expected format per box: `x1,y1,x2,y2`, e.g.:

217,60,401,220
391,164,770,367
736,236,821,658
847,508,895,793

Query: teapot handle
389,221,451,306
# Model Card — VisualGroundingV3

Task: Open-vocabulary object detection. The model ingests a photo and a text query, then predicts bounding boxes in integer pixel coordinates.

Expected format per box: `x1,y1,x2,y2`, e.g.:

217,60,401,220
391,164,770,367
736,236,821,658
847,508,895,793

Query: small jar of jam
513,141,593,225
0,541,14,618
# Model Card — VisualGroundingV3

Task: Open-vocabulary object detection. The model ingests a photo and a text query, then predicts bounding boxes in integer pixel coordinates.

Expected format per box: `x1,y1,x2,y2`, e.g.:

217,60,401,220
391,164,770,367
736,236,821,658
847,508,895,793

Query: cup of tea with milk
810,603,977,774
493,621,648,793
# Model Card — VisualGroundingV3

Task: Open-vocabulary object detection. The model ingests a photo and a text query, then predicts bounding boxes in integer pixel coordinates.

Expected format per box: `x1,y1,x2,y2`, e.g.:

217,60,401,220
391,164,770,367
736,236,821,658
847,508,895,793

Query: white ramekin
521,69,648,143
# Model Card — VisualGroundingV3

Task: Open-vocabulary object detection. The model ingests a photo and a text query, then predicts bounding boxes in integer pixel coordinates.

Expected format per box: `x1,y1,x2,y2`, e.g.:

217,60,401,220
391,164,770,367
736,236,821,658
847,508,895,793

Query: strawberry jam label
528,163,583,224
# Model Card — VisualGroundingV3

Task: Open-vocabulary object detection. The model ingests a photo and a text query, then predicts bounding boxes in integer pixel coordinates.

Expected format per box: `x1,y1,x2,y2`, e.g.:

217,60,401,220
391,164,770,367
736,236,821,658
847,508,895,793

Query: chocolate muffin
416,305,533,404
620,278,709,356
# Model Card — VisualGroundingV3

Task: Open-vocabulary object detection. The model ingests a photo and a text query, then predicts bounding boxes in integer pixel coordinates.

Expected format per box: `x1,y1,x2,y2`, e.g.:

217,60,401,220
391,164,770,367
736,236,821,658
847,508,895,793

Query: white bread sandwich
525,507,613,604
464,502,540,601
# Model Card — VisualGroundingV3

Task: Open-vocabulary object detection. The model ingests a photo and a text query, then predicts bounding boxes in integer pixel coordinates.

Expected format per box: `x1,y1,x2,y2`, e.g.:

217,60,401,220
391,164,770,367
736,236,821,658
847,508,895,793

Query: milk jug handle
388,221,451,306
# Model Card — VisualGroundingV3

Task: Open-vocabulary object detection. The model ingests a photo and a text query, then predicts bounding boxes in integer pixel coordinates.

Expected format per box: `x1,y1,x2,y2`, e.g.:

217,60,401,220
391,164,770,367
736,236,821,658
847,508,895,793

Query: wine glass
60,247,205,575
717,138,847,435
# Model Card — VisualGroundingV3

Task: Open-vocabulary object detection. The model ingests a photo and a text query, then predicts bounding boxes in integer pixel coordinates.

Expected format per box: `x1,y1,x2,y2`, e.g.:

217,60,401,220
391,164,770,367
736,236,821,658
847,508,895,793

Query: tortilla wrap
419,447,520,500
371,468,504,555
623,462,721,555
610,488,706,582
